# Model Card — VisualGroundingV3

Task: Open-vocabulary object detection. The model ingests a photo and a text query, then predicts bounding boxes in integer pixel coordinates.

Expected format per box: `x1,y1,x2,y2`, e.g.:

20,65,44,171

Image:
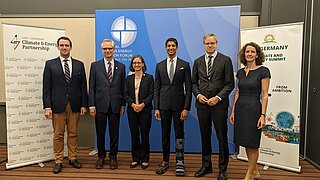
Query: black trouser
128,111,152,163
197,108,229,172
95,107,120,160
160,109,184,162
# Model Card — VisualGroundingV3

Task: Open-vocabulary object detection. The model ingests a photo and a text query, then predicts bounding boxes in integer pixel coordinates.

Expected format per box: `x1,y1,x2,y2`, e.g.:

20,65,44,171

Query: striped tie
207,55,213,76
107,62,112,83
63,59,71,84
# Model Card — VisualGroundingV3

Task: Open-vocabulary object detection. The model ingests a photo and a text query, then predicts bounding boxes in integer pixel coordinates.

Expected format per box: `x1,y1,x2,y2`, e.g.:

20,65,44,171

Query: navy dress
234,66,271,148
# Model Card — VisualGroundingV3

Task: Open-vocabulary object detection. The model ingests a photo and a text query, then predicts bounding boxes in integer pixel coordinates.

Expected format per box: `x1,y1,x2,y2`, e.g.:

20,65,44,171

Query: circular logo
111,16,137,48
275,111,295,128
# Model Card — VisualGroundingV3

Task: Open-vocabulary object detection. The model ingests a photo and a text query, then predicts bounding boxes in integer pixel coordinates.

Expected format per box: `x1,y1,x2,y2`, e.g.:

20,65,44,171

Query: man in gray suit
154,38,192,176
89,39,126,170
192,34,234,179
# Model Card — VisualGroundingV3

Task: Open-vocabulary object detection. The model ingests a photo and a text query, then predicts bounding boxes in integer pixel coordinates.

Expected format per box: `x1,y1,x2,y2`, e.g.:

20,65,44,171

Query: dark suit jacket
192,52,234,109
154,58,192,111
89,59,126,113
124,73,154,113
42,57,88,113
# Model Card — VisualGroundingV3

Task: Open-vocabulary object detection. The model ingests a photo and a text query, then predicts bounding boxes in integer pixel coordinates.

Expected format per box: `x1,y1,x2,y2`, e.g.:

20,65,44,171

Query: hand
180,109,188,120
135,103,145,112
44,109,52,119
154,110,161,120
120,106,125,116
207,96,219,106
90,108,96,117
80,107,87,115
230,112,235,124
198,94,208,104
257,116,266,129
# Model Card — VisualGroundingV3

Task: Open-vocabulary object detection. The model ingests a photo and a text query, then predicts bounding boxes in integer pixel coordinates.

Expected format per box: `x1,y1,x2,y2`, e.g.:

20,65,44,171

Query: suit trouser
95,107,120,160
52,102,80,164
197,108,229,172
128,111,152,162
160,109,184,162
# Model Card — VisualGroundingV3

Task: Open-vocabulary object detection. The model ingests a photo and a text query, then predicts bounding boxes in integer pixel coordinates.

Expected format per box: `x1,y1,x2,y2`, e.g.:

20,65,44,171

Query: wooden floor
0,146,319,180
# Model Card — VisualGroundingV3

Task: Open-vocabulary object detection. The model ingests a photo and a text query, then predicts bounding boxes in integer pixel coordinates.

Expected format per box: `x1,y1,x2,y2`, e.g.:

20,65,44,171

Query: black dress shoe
95,158,105,169
217,171,227,180
156,161,169,174
52,163,62,174
69,159,82,169
110,159,118,170
194,166,213,177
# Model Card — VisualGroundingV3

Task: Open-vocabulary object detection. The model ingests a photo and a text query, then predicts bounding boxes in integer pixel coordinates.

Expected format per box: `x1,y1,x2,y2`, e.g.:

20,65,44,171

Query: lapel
113,60,119,83
209,53,219,79
70,58,77,81
171,58,181,83
199,55,208,77
138,73,146,96
98,59,109,84
54,57,68,85
161,60,171,83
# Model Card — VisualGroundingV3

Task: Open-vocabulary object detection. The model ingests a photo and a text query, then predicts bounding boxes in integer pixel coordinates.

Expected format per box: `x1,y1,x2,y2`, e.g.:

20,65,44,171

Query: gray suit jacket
89,59,126,113
192,53,234,109
154,58,192,111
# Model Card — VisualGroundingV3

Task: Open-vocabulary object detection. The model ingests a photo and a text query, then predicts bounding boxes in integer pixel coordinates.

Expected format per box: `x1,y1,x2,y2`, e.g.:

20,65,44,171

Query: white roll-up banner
238,23,303,172
3,23,65,169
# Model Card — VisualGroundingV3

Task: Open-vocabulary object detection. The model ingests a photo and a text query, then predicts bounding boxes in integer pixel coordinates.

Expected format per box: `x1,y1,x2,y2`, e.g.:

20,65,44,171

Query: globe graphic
276,111,295,128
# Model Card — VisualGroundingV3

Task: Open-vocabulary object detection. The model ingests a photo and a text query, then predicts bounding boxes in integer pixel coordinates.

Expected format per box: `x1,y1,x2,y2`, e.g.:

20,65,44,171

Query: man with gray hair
89,39,126,170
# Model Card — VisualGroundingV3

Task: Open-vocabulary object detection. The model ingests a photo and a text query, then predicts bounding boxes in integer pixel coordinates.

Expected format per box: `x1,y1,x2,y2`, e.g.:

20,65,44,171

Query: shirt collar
206,51,218,59
167,56,177,62
104,58,114,65
60,56,71,62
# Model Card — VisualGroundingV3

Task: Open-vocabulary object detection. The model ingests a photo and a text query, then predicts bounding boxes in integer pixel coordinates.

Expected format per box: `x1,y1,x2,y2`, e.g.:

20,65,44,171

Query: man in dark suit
192,33,234,179
154,38,192,176
43,36,88,174
89,39,126,170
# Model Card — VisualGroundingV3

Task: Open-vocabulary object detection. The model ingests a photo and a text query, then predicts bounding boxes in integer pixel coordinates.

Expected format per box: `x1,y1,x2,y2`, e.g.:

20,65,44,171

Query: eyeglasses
132,62,143,65
204,42,216,46
102,47,114,50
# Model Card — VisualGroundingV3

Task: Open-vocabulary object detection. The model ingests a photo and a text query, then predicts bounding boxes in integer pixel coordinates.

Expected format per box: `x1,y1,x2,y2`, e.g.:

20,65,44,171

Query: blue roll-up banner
95,6,240,153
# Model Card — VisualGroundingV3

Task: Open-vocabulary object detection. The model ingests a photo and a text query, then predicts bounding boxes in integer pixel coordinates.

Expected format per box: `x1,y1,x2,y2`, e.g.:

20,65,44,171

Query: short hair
101,39,115,48
57,36,72,47
129,55,147,72
165,38,178,48
238,42,265,66
203,33,218,44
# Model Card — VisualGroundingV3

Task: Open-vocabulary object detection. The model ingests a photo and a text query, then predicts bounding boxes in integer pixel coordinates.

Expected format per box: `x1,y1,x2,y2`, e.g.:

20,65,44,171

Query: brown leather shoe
69,159,82,169
110,159,118,170
95,158,105,169
156,161,169,174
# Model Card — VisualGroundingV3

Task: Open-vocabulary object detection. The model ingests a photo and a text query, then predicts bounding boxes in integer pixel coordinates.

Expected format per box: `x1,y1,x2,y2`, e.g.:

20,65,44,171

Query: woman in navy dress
230,42,271,180
124,55,154,169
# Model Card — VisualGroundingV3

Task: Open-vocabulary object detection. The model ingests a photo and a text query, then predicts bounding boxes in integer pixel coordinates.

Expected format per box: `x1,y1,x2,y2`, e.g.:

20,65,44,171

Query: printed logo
111,16,137,48
263,34,276,43
10,35,20,50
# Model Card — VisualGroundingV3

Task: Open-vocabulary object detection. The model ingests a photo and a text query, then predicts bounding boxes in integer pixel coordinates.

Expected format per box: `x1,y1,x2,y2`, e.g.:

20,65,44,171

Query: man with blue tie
89,39,126,170
43,36,88,174
154,38,192,176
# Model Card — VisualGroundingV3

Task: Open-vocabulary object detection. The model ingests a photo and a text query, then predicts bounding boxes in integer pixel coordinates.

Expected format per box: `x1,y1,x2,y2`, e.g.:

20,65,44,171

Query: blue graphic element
95,6,240,153
276,111,295,128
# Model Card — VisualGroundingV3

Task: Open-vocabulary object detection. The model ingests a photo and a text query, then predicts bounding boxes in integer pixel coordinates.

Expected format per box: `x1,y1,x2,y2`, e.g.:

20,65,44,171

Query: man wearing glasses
192,34,234,179
89,39,126,170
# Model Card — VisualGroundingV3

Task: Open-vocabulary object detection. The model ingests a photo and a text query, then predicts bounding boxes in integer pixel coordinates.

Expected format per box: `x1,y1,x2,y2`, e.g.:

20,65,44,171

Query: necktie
207,55,213,76
107,62,112,83
63,59,71,84
169,59,174,83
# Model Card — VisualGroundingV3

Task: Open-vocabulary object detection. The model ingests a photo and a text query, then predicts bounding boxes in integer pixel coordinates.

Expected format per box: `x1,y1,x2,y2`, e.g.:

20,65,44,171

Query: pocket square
180,67,184,70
